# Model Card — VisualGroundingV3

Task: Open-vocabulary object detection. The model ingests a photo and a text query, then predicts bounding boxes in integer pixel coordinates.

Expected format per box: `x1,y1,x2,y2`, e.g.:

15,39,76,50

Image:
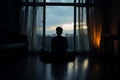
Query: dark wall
0,0,20,34
99,0,120,34
98,0,120,55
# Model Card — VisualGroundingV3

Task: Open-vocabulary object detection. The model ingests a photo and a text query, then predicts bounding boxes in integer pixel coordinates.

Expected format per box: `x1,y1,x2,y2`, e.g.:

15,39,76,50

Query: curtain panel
20,0,44,52
86,2,103,53
76,7,90,52
20,0,102,53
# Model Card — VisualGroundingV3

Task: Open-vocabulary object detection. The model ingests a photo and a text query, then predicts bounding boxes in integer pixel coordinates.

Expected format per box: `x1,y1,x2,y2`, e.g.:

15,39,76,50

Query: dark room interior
0,0,120,80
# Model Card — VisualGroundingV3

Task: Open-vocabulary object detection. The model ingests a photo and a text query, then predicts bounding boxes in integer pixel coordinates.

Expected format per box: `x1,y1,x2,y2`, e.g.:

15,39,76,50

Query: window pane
76,7,90,51
27,7,33,50
76,0,86,3
45,6,74,51
46,0,74,3
36,7,44,50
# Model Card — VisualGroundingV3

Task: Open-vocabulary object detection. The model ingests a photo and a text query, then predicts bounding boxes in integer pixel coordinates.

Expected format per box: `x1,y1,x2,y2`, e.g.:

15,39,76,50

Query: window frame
21,0,94,52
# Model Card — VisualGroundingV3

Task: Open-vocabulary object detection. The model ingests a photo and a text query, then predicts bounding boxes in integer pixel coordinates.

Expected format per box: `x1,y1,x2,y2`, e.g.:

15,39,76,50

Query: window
45,6,74,51
20,0,92,52
76,7,90,51
76,0,86,3
46,0,74,3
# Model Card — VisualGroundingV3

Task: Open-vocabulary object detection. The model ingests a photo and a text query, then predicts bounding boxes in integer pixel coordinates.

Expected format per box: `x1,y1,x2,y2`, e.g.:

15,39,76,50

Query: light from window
46,0,74,3
45,6,74,51
76,0,86,3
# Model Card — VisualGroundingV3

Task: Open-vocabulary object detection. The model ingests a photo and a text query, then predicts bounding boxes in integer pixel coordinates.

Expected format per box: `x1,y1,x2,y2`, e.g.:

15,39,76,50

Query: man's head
56,27,63,36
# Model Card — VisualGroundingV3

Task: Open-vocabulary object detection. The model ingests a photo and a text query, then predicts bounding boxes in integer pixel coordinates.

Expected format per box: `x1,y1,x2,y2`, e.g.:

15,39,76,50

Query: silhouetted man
51,27,68,55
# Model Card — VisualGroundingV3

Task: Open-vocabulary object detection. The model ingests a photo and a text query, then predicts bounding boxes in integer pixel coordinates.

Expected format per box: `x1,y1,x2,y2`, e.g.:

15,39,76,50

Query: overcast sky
46,6,87,35
46,6,74,35
36,0,87,36
46,6,74,27
46,0,74,2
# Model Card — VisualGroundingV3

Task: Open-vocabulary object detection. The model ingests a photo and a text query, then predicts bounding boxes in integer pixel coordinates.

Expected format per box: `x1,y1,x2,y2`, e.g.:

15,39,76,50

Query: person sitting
51,27,68,55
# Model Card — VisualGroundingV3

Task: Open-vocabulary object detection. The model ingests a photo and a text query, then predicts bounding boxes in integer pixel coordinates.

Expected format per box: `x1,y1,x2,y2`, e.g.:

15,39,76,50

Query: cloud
36,1,87,35
47,22,87,31
36,22,88,36
45,22,87,35
47,0,74,2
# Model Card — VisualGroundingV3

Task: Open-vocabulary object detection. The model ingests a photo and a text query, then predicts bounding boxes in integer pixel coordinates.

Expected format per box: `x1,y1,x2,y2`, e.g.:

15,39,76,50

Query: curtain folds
20,0,43,52
20,0,102,53
76,0,90,52
76,7,90,52
86,1,103,52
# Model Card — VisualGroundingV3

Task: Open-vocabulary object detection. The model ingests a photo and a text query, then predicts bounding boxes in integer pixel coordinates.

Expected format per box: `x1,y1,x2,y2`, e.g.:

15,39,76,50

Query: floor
0,54,120,80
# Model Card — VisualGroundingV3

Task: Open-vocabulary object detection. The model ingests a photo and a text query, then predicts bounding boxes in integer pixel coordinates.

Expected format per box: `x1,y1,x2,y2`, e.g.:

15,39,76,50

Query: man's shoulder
52,36,67,39
62,36,67,39
61,36,67,41
51,37,57,40
52,36,57,39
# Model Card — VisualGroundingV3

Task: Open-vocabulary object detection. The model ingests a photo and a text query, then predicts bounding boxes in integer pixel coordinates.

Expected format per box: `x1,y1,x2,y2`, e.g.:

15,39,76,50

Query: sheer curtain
20,0,43,52
86,0,103,53
76,0,90,53
20,0,102,53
